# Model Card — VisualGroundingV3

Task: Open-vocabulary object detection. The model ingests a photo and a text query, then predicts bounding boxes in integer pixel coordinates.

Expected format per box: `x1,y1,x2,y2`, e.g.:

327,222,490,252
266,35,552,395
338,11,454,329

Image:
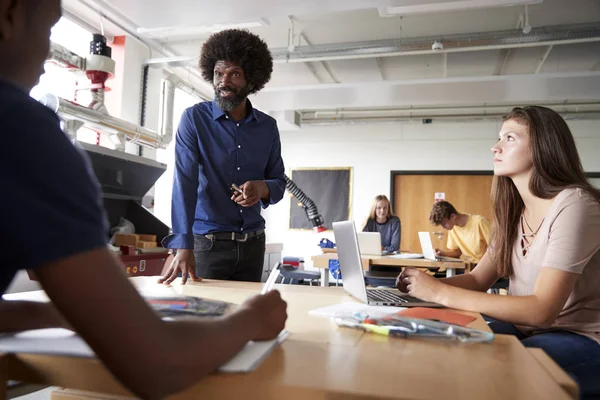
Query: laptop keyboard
367,289,424,304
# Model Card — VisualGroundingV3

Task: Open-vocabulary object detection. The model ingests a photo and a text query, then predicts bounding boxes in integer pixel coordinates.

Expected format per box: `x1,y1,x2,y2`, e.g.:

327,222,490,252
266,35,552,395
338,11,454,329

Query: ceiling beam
535,45,554,74
302,62,324,84
375,58,386,81
442,53,448,78
493,49,513,76
299,33,339,84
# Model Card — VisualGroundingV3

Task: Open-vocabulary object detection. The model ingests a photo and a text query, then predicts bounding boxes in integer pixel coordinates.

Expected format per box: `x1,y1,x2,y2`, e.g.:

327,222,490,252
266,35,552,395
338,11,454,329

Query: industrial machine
38,34,172,278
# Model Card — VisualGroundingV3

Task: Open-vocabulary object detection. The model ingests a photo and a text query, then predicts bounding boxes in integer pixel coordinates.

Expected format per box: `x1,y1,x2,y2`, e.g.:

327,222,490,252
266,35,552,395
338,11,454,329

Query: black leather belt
204,229,264,242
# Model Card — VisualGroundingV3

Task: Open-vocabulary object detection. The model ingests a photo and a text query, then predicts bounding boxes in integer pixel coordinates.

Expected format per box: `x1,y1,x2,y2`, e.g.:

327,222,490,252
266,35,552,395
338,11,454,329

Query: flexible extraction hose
284,174,326,232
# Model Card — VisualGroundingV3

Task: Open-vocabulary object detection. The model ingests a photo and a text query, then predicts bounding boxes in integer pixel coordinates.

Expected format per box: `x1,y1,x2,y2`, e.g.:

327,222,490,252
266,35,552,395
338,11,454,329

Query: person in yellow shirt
429,201,491,263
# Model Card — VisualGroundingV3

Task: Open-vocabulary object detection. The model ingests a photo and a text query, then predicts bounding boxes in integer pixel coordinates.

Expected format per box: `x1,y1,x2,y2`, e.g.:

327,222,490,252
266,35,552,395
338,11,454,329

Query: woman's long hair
491,106,600,277
362,195,394,230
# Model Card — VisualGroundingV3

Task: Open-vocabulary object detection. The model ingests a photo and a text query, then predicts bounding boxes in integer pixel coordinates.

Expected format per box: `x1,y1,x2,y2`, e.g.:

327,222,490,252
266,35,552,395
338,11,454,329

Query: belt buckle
237,233,249,242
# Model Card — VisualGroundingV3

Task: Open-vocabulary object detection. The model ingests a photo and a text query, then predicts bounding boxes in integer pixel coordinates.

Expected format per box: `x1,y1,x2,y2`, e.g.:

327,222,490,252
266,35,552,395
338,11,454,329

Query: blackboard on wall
289,168,352,230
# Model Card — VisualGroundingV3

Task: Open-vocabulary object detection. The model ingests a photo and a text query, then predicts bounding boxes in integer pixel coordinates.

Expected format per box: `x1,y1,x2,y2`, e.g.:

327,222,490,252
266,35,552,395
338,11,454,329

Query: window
30,17,93,103
29,18,107,146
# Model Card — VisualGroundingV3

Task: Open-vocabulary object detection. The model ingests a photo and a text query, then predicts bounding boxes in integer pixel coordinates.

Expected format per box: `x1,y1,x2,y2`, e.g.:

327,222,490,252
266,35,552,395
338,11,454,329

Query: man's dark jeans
193,233,266,282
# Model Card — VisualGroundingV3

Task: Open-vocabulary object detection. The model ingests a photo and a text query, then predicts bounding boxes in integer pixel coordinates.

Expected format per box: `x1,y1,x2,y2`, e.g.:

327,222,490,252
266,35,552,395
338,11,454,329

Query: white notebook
0,328,288,373
388,253,424,259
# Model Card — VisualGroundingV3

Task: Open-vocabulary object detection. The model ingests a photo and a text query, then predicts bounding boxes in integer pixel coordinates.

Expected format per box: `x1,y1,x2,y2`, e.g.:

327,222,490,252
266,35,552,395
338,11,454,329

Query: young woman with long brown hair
396,106,600,398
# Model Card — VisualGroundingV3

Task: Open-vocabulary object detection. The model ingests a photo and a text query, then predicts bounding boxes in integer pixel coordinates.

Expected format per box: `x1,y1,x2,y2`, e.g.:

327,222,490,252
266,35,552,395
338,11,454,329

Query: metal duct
302,113,600,125
305,103,600,118
301,102,600,124
271,23,600,63
38,93,166,149
158,79,175,147
47,42,86,70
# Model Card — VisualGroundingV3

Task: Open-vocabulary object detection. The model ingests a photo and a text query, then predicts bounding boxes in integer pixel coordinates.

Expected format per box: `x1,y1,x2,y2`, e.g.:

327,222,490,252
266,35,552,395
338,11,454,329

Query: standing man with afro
160,29,286,284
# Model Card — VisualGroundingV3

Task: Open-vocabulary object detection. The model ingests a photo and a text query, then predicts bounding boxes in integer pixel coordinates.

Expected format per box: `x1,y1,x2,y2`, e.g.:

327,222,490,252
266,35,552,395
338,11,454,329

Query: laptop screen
418,232,437,260
356,231,382,255
332,221,369,304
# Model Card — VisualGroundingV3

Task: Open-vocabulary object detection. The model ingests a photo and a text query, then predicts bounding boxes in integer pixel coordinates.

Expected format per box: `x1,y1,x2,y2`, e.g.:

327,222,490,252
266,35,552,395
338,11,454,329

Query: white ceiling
62,0,600,121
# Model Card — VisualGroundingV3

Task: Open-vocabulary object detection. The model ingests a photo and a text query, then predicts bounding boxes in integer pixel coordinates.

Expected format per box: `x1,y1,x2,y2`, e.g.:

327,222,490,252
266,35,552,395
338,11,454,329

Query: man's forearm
442,249,462,258
0,300,66,333
261,176,285,205
260,180,271,202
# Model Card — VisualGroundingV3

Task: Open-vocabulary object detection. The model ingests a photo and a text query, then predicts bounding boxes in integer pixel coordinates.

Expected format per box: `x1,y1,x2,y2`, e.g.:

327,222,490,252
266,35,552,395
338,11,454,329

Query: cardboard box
137,240,157,249
114,233,158,248
137,234,156,242
114,234,139,246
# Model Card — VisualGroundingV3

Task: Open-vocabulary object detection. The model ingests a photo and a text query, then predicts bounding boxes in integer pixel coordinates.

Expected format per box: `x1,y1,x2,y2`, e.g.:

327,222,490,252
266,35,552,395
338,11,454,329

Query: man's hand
239,290,287,341
397,268,444,303
158,249,202,285
435,249,444,256
231,180,269,207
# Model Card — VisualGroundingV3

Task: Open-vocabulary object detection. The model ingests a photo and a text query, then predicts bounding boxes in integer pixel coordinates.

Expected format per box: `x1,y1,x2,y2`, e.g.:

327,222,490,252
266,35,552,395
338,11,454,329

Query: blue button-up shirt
162,100,286,249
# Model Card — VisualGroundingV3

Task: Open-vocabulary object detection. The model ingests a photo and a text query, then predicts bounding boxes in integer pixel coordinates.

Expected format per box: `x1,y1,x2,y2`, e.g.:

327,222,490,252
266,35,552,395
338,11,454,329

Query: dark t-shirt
363,216,402,252
0,80,108,295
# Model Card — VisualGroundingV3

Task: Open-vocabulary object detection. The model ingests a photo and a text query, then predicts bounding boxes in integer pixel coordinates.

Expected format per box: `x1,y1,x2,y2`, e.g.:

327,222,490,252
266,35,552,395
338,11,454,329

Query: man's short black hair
199,29,273,94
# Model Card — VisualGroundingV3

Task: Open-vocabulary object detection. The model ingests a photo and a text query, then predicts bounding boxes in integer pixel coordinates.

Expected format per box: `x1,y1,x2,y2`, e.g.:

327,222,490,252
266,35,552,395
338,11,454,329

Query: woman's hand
396,268,445,303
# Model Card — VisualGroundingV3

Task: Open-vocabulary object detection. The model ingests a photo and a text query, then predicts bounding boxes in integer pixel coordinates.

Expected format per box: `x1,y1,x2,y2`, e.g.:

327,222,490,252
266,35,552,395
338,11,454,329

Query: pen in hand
262,263,281,294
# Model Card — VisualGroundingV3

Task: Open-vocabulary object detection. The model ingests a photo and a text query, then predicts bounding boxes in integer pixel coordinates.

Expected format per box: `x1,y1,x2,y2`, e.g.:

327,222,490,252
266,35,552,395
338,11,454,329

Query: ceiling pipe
158,79,175,147
302,111,600,125
307,102,600,117
274,37,600,63
271,24,600,63
523,4,532,34
303,103,600,124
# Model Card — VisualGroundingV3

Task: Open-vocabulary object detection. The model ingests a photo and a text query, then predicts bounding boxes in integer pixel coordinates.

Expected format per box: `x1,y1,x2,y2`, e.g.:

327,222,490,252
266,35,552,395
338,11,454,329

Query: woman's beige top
509,188,600,343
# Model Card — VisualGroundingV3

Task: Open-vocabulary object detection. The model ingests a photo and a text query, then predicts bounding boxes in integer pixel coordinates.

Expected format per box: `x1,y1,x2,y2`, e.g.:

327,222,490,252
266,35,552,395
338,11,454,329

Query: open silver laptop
418,232,463,262
356,232,383,255
333,221,443,308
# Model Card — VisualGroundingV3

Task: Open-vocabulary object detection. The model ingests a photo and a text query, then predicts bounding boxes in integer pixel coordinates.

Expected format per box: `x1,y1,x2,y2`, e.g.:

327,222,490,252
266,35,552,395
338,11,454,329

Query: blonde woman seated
362,195,401,254
396,106,600,399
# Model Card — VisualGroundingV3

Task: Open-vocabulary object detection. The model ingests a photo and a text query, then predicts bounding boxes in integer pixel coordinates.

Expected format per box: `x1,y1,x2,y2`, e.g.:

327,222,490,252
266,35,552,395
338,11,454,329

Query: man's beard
214,84,251,112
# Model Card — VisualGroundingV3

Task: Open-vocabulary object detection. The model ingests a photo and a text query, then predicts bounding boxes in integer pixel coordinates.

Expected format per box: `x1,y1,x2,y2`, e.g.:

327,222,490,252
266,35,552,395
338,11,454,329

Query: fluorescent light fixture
137,21,265,39
378,0,543,17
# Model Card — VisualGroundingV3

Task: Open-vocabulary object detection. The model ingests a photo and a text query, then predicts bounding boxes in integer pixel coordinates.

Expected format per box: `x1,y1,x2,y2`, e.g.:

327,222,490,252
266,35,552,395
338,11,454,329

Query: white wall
263,119,600,270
